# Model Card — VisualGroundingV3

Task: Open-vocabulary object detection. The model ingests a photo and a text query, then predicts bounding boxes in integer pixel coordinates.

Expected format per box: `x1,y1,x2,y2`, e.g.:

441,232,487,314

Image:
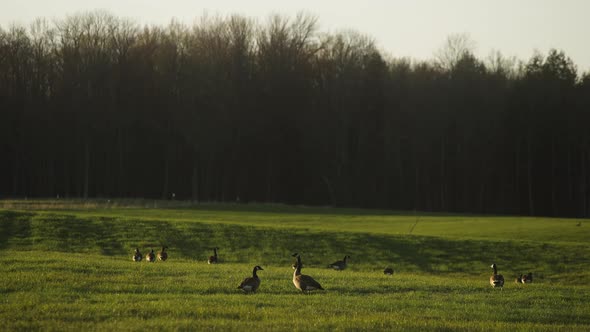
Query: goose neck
294,255,302,276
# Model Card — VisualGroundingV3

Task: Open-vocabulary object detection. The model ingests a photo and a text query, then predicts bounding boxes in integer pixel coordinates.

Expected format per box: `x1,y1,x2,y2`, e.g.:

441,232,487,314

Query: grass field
1,200,589,331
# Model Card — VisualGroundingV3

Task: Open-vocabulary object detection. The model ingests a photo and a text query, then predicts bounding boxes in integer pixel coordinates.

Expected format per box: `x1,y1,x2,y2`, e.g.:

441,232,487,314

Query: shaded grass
1,210,589,281
3,199,588,243
46,205,590,244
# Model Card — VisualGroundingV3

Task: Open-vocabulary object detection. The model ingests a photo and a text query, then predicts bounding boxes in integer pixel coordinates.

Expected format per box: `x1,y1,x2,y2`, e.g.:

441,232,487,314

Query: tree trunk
192,164,199,203
551,136,557,216
83,140,89,200
479,162,487,214
414,164,420,212
117,127,125,196
440,137,446,211
12,156,19,197
322,175,336,206
527,133,534,216
162,157,169,200
397,138,404,207
266,158,273,202
514,138,521,212
582,148,588,217
567,145,573,205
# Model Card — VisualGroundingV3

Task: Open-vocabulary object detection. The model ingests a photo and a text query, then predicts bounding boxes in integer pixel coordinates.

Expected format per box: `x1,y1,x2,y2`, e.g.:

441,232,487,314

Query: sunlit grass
2,251,589,331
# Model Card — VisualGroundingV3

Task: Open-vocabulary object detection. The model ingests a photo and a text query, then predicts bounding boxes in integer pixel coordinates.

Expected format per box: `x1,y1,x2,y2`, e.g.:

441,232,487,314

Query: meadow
1,200,589,331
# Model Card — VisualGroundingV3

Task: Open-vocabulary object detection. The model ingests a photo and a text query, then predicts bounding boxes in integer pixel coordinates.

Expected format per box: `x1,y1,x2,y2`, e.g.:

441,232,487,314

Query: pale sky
2,0,589,72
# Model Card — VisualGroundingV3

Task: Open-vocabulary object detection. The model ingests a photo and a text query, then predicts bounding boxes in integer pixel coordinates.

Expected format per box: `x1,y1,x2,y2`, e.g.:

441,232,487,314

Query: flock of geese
132,247,358,293
133,246,168,262
489,263,534,289
133,248,532,292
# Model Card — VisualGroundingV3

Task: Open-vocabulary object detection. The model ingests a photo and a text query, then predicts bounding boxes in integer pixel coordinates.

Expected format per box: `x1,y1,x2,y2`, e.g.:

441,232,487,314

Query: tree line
1,11,589,217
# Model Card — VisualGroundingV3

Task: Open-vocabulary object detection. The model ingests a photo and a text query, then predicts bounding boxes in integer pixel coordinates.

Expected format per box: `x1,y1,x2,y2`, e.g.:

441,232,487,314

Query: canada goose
523,272,533,283
383,267,394,275
157,246,168,261
292,253,324,292
490,263,504,288
208,247,219,264
515,272,533,284
237,265,263,293
328,255,350,270
146,249,156,262
132,248,142,262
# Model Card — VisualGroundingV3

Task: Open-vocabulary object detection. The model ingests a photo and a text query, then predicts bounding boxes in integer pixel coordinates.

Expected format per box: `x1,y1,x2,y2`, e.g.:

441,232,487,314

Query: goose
146,249,156,262
523,272,533,283
237,265,263,293
515,272,533,284
292,253,324,292
328,255,350,271
132,248,142,262
490,263,504,288
157,246,168,261
383,267,394,275
208,247,219,264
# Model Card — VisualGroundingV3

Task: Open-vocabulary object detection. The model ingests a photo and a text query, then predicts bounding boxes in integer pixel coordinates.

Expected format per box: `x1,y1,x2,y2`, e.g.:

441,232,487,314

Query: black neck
294,255,302,275
252,267,258,277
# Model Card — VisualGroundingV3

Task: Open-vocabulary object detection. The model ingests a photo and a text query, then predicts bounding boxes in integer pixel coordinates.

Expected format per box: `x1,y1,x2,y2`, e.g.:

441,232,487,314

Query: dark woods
1,11,589,217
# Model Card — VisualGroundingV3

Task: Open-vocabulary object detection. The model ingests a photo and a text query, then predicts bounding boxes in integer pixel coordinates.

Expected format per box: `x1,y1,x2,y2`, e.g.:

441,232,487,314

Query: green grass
1,201,589,331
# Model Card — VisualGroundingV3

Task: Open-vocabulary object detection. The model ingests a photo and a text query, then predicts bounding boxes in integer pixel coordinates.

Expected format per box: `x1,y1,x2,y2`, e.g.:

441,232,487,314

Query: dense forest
1,11,589,217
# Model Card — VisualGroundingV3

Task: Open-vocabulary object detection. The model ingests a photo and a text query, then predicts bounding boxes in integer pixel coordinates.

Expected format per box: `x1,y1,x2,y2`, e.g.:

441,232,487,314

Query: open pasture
1,201,589,331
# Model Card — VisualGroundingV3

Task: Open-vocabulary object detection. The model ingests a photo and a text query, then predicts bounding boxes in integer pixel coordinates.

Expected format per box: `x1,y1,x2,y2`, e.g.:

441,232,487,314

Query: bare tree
435,33,476,70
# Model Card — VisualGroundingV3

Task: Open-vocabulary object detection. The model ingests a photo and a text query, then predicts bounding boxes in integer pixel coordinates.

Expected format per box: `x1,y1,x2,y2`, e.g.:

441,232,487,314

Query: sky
2,0,589,72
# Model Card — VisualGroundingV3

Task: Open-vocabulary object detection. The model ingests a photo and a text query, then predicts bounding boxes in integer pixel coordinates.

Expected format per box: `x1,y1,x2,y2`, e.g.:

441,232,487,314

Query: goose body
523,272,533,283
132,248,142,262
383,267,394,275
517,272,533,283
490,263,504,288
146,249,156,262
328,255,350,270
157,246,168,261
293,253,324,292
238,265,263,293
208,248,218,264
